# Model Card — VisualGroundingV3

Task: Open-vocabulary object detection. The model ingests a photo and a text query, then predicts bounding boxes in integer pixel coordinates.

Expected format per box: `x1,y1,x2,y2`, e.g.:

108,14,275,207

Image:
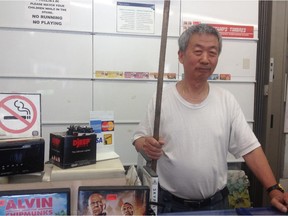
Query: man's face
178,33,220,82
121,203,134,215
88,194,105,215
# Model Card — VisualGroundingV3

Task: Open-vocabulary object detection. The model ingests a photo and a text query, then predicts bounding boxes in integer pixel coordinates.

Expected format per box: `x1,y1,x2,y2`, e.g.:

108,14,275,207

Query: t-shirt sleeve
132,96,156,144
228,95,261,158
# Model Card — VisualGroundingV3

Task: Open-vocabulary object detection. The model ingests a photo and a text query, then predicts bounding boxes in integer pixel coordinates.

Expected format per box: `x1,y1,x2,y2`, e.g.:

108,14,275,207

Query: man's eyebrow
193,43,218,49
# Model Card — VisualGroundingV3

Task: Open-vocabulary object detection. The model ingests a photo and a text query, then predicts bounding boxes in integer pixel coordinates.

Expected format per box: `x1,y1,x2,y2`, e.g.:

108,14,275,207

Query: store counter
1,158,126,184
43,158,126,182
160,206,285,215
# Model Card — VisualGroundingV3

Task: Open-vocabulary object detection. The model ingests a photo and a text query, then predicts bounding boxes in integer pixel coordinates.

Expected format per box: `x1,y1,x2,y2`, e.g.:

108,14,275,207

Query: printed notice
25,0,70,27
117,2,155,34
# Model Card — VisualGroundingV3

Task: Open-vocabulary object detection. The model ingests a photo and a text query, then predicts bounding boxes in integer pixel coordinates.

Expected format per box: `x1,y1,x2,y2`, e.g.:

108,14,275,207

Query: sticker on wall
208,74,219,80
125,72,149,79
95,70,177,80
208,74,232,81
0,93,41,139
95,71,124,79
220,74,231,80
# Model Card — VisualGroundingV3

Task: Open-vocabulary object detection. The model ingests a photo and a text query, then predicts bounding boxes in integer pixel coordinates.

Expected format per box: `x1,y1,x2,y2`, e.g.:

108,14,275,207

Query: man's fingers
271,198,288,213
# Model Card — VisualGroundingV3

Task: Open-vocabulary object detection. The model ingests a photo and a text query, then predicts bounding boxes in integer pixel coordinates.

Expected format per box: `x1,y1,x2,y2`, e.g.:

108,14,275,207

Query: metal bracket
264,85,269,96
269,57,274,82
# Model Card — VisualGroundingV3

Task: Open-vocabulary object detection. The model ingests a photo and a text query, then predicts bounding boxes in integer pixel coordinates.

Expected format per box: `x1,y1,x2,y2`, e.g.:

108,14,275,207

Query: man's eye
194,50,202,55
210,51,218,57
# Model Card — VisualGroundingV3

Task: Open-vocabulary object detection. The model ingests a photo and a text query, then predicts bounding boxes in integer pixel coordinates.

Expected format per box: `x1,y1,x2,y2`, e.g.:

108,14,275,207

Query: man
121,202,134,215
133,24,288,213
87,193,106,215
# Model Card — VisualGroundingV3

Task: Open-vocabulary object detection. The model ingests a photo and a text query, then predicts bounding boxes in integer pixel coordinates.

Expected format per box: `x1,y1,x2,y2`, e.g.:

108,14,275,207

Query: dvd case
0,188,70,215
77,185,150,215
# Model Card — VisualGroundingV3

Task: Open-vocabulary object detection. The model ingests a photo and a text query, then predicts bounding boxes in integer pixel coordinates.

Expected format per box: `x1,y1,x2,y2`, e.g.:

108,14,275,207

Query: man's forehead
188,34,219,51
90,195,102,201
190,33,219,43
124,204,132,207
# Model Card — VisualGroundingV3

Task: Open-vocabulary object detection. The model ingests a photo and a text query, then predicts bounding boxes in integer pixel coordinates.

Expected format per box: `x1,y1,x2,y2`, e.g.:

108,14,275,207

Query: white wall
0,0,258,165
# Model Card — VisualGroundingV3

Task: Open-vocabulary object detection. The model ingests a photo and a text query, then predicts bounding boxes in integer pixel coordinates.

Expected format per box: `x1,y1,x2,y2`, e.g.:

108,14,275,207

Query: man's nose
200,52,209,64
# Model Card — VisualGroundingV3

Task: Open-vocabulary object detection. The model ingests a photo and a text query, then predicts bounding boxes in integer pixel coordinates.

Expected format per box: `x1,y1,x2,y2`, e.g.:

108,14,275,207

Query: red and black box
49,132,96,169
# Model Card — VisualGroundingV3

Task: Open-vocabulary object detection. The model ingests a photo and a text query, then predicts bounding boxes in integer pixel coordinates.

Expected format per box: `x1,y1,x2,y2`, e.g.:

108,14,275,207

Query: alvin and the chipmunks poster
0,188,70,215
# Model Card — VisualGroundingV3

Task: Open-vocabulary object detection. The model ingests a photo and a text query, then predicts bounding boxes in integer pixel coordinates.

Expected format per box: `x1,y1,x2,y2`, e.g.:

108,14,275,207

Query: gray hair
178,24,222,54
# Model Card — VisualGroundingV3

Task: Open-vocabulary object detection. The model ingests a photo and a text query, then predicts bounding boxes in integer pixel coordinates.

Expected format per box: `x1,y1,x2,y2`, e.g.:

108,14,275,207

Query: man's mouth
198,67,211,72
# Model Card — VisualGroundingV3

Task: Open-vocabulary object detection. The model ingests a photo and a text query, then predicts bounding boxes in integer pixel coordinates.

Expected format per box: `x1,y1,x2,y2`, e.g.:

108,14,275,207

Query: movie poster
0,192,69,215
78,188,148,215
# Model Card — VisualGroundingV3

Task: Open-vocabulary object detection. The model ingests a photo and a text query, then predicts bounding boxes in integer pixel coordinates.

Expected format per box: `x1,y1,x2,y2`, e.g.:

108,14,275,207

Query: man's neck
177,80,209,104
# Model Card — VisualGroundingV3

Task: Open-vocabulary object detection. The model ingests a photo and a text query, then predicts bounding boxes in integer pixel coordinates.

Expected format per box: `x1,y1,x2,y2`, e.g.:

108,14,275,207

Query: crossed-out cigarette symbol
4,100,31,120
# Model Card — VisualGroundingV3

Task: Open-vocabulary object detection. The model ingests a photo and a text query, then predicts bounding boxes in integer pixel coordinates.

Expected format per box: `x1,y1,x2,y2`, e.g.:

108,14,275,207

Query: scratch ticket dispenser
0,93,41,139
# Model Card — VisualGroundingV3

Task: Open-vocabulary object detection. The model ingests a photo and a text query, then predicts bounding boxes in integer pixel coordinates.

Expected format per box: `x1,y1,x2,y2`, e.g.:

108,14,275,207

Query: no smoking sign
0,93,41,138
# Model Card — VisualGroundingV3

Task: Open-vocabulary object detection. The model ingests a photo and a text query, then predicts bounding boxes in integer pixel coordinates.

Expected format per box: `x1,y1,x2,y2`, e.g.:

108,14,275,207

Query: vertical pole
152,0,170,172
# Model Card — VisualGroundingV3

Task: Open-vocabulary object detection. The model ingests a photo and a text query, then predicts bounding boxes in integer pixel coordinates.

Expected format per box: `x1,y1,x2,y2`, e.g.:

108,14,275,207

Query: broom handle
152,0,171,172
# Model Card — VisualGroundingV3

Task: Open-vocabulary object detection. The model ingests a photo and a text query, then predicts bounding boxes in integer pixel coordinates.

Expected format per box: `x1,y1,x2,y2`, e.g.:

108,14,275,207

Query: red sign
186,21,255,39
210,24,254,38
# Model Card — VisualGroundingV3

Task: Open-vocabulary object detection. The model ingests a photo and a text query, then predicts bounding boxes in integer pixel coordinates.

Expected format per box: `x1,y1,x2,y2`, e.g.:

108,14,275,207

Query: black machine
0,137,44,176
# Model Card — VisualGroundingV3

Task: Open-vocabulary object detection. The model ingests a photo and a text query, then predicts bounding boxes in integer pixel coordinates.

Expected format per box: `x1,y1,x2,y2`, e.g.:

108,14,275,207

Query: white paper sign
0,93,41,139
116,2,155,34
25,0,71,28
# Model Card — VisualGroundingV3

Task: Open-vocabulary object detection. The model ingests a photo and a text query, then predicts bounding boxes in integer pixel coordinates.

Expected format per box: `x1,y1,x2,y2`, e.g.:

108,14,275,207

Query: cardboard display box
49,132,96,169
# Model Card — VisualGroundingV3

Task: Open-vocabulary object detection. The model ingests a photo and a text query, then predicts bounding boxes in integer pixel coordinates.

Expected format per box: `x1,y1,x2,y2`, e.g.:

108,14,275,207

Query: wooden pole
151,0,170,172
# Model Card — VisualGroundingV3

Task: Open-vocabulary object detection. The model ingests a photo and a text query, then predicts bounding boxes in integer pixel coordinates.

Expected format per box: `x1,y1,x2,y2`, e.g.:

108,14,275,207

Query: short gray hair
178,24,222,54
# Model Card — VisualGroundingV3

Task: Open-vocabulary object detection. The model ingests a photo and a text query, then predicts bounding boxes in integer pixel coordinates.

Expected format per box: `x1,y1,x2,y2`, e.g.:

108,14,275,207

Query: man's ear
178,50,184,64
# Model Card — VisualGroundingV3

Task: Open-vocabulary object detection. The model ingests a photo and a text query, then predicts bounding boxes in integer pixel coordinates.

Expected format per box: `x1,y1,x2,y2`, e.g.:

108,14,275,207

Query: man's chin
93,210,101,215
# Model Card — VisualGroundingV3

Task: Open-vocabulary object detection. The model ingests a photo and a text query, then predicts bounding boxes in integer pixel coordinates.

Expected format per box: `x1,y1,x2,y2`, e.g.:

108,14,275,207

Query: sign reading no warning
0,93,41,138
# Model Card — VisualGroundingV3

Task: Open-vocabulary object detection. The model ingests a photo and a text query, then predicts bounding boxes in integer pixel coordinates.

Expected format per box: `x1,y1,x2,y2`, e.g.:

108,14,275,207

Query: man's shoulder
163,82,177,90
211,84,234,97
159,82,176,96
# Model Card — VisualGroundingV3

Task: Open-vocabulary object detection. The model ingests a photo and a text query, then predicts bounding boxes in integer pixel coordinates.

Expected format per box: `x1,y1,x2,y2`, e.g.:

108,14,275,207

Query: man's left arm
243,146,288,213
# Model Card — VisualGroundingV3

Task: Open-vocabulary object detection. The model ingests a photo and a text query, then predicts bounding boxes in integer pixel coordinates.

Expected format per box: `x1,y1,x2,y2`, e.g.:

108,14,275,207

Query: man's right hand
134,136,164,160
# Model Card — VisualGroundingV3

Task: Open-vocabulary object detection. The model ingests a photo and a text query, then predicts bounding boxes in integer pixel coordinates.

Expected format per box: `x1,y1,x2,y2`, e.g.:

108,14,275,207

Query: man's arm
243,146,277,189
243,146,288,212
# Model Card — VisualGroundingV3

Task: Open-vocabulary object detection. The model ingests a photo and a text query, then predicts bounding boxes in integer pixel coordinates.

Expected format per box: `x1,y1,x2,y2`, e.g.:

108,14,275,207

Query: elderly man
133,23,288,213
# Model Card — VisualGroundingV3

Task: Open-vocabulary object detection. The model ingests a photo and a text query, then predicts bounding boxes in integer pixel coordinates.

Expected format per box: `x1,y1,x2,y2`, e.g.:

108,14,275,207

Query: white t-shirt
133,83,260,199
